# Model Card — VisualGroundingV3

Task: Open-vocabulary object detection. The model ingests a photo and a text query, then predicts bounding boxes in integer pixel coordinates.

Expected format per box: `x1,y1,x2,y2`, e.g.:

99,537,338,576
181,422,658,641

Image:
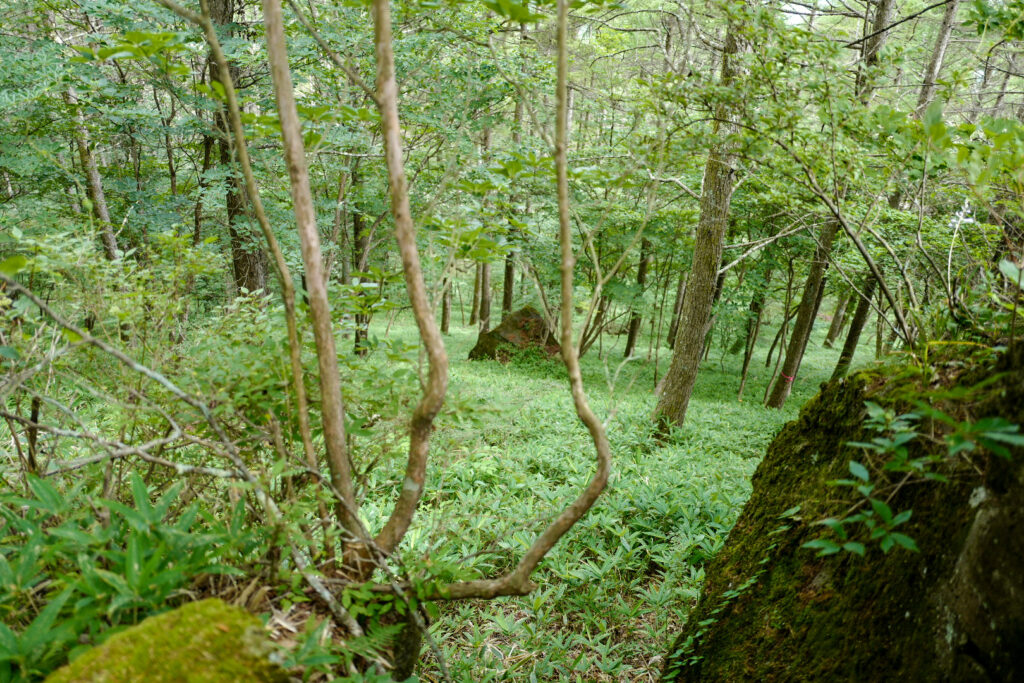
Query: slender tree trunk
479,262,492,332
831,275,877,381
323,171,347,284
352,168,371,354
502,52,525,321
469,262,482,325
153,86,177,196
193,134,213,245
666,272,686,347
502,253,515,316
655,21,744,427
441,276,451,334
210,0,266,293
624,239,651,358
917,0,960,114
64,88,118,260
765,219,840,407
856,0,895,97
702,271,728,361
737,269,772,400
824,291,852,348
876,286,887,358
262,0,359,537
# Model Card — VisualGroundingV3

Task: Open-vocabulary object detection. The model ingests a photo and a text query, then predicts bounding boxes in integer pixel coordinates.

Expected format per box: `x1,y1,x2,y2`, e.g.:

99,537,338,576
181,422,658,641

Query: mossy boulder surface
663,347,1024,682
45,599,287,683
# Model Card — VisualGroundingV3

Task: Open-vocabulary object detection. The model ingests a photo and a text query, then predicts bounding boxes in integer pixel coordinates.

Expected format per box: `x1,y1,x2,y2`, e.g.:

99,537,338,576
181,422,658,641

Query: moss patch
662,347,1024,682
45,599,287,683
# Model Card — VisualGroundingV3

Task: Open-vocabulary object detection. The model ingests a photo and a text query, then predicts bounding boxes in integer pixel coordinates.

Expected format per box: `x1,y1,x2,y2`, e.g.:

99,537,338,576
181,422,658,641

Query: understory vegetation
1,0,1022,679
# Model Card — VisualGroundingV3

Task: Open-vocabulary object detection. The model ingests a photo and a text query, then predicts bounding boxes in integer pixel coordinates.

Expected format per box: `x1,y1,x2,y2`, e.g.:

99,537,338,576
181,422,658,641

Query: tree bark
478,262,492,333
263,0,358,535
441,275,451,334
654,20,744,427
469,262,482,326
193,134,213,245
210,0,266,293
501,252,515,316
765,219,840,408
823,291,852,348
666,272,686,347
737,269,771,400
352,168,371,354
64,88,118,260
624,239,651,358
916,0,960,114
831,274,878,381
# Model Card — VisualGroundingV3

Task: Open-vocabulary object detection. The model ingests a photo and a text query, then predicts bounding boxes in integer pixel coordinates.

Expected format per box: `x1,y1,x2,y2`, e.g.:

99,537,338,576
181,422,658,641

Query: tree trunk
478,262,492,333
654,21,744,427
655,145,737,424
324,170,349,285
702,271,728,361
64,88,118,260
737,269,772,400
876,286,887,359
823,291,852,348
765,219,840,408
210,0,266,293
193,134,213,245
916,0,960,114
666,272,687,348
469,262,482,326
441,276,451,334
831,275,877,381
352,168,371,354
501,252,515,316
624,239,651,358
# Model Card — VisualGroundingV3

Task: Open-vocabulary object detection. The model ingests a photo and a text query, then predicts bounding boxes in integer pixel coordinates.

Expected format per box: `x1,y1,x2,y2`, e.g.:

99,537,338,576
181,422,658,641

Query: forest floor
367,312,859,682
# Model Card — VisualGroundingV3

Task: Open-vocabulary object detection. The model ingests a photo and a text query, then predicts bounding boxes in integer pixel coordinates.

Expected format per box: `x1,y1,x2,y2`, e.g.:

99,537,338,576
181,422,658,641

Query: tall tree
209,0,267,293
655,17,745,427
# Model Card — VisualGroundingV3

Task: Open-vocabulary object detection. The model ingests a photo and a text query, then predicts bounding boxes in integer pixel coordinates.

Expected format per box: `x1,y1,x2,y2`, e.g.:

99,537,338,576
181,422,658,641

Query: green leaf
998,259,1023,288
842,542,865,556
870,498,893,525
802,538,841,556
879,535,895,553
890,509,912,526
0,255,27,277
26,476,64,515
0,346,19,361
922,101,946,142
849,461,870,482
890,533,919,552
818,517,848,540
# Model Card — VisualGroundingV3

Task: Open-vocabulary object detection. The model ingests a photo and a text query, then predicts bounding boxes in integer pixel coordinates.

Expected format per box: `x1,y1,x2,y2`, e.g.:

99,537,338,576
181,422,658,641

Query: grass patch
365,312,852,681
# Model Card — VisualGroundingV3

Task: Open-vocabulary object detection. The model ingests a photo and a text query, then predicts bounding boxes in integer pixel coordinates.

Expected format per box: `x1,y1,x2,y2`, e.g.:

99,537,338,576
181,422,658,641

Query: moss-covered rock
467,306,560,361
663,347,1024,682
45,599,287,683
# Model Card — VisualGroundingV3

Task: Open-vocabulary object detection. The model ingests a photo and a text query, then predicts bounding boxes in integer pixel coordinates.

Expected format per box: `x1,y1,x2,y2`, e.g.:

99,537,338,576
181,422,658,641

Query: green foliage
0,474,252,681
804,396,1022,558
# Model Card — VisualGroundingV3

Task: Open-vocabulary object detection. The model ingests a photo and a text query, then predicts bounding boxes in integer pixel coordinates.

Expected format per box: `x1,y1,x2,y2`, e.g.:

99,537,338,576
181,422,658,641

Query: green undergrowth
0,297,871,682
366,313,851,681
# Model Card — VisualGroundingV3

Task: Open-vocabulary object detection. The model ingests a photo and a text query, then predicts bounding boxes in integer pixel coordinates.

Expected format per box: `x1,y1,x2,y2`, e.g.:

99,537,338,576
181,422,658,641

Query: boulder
46,599,287,683
468,306,560,361
663,347,1024,682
